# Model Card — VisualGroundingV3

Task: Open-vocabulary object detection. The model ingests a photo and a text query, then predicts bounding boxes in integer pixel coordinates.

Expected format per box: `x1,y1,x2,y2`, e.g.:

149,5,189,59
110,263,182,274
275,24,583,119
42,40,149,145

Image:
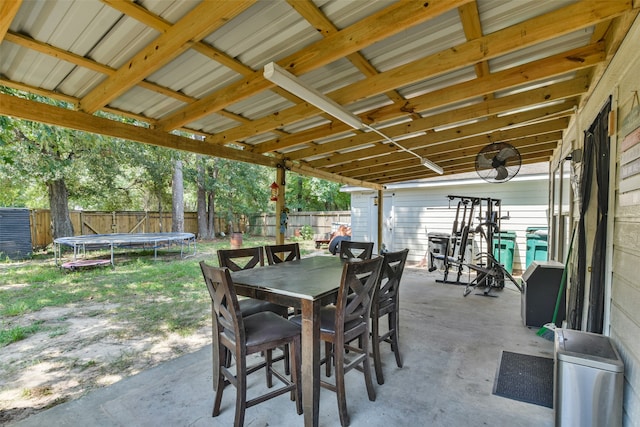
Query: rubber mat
493,350,553,408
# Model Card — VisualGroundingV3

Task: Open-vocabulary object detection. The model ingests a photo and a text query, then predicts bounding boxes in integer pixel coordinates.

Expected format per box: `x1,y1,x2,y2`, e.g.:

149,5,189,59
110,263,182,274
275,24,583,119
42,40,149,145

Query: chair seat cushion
290,307,363,335
243,312,300,347
239,297,288,317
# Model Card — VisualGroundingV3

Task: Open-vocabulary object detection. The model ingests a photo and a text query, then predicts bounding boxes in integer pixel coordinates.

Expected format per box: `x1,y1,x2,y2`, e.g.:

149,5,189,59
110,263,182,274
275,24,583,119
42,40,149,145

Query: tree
285,174,350,211
0,110,78,238
194,155,216,239
171,158,184,232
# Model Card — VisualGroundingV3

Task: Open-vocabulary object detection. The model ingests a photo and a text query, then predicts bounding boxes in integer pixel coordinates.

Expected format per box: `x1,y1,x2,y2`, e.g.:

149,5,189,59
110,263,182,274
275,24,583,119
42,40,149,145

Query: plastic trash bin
526,227,548,269
493,231,516,274
427,232,450,270
554,329,624,427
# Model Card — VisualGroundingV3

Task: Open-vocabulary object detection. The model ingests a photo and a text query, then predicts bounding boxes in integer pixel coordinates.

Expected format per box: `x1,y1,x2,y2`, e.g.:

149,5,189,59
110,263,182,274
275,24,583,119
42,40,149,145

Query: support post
377,189,384,253
275,166,286,245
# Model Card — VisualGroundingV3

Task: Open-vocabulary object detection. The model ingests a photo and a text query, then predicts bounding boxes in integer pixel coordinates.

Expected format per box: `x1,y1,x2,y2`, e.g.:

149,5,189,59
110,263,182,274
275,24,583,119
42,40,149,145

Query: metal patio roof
1,0,638,190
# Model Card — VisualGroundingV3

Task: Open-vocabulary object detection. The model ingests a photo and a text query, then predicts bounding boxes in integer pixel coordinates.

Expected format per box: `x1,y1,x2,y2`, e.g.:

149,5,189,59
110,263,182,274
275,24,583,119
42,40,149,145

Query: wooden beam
0,77,79,107
80,0,255,113
368,153,553,184
286,161,382,191
340,136,560,181
330,3,627,106
158,0,470,131
100,0,299,130
268,76,586,159
4,31,199,105
208,0,629,145
0,0,22,42
0,93,273,165
0,93,378,189
101,0,253,76
309,108,572,169
338,133,563,178
286,0,413,113
299,36,602,163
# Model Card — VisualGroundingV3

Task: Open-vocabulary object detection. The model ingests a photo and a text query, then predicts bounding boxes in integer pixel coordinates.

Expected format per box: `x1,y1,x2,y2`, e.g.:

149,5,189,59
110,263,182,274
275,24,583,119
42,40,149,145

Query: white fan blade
477,153,494,169
495,165,509,181
496,145,518,161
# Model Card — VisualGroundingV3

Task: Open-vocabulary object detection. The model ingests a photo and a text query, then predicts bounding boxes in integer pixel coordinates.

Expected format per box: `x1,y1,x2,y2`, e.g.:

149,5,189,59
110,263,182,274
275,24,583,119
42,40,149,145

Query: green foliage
1,86,350,215
300,225,314,240
285,173,350,211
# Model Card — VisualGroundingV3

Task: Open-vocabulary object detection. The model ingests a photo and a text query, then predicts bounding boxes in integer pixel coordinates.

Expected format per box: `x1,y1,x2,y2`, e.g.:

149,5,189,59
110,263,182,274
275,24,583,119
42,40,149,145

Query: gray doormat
493,351,554,408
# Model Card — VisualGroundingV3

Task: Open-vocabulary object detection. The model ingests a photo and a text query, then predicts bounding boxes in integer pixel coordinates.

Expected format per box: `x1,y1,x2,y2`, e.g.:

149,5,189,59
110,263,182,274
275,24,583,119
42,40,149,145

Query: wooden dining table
230,255,345,427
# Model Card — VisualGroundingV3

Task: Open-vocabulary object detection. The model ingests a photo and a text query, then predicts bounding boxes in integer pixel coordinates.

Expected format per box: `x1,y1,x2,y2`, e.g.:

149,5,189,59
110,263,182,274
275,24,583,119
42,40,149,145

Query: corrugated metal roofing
1,0,638,188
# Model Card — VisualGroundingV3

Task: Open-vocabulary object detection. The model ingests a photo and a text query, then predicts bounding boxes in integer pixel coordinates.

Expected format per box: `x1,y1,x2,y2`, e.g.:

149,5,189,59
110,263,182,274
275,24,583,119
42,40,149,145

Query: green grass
0,321,44,347
0,236,322,344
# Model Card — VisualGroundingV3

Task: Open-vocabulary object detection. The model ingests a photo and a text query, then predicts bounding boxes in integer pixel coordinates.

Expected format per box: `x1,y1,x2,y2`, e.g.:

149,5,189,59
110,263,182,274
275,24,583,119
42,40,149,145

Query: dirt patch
0,303,210,424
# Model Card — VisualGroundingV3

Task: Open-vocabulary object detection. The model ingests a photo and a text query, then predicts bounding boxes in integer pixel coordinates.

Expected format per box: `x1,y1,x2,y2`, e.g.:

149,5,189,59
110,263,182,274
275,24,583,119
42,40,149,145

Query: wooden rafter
80,0,256,113
0,0,22,42
208,0,628,147
158,0,471,131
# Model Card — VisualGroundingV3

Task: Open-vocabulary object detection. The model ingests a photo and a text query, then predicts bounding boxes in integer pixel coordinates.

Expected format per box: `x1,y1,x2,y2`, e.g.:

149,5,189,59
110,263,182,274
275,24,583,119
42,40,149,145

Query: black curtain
568,98,610,332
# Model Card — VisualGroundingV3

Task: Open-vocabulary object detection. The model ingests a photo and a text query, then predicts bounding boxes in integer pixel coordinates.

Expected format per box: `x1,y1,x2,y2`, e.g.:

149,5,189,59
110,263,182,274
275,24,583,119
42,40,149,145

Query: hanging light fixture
263,62,444,175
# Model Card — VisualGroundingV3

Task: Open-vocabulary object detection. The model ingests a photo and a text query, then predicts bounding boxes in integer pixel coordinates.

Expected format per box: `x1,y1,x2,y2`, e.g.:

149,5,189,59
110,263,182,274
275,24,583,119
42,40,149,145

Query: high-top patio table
230,255,345,427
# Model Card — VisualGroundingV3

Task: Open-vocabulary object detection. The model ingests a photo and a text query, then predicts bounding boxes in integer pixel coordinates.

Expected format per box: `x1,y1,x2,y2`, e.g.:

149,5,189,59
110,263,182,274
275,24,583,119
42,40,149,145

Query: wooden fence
247,211,351,239
29,210,351,249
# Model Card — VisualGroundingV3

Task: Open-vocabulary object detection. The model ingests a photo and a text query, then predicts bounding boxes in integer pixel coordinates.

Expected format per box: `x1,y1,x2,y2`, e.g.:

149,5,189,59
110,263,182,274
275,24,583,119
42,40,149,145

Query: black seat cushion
290,307,363,335
239,298,288,317
240,312,301,348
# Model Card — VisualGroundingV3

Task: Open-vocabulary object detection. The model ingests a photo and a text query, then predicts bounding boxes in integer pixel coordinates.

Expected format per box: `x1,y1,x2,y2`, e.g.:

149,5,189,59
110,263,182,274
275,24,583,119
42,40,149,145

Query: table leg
301,299,321,427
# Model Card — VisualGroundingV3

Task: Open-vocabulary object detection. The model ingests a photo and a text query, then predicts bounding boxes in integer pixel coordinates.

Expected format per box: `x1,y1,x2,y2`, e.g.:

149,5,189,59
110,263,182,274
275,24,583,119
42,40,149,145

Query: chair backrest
265,243,301,265
335,257,383,335
374,249,409,310
199,261,245,350
339,241,374,260
217,246,264,271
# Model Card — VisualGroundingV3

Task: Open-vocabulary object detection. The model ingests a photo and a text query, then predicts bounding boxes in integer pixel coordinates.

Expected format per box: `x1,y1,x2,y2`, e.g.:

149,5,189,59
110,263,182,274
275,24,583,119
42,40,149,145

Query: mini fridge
554,329,624,427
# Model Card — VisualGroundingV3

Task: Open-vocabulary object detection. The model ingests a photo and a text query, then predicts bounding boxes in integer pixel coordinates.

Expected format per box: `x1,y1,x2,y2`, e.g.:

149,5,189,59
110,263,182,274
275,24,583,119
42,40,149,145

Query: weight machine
429,195,522,296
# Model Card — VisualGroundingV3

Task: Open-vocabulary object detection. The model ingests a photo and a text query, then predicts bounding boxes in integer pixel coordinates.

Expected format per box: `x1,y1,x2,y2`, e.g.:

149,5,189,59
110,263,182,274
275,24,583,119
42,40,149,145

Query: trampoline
54,232,196,267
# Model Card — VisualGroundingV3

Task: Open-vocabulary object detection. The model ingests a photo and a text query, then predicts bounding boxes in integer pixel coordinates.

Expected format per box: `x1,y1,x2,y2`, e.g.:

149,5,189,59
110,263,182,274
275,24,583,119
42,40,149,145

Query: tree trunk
208,192,215,235
196,161,210,239
47,179,74,239
209,161,218,235
171,159,184,233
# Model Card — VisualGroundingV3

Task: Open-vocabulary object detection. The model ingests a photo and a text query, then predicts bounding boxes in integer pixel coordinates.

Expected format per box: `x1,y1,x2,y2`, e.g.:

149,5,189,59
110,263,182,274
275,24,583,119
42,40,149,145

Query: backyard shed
0,208,32,260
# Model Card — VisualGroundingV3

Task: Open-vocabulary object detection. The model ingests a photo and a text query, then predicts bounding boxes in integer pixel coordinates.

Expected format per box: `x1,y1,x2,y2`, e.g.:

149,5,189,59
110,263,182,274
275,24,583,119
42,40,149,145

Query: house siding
350,177,549,273
550,13,640,426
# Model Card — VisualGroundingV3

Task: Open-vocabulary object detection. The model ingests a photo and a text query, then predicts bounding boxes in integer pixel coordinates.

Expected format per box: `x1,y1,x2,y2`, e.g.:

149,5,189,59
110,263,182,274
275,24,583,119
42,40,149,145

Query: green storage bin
493,231,516,274
526,227,548,269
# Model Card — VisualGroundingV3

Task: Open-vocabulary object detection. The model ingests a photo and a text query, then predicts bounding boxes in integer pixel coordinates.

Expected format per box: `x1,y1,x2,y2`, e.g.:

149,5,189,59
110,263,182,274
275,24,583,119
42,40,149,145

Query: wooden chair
199,262,302,427
265,243,301,265
339,241,374,260
370,248,409,385
291,256,383,426
217,247,289,318
217,247,290,373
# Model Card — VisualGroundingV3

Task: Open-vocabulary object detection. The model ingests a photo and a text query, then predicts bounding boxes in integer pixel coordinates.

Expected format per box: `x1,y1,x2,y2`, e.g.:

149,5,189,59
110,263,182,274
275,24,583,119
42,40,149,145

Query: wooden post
275,166,286,245
377,189,384,253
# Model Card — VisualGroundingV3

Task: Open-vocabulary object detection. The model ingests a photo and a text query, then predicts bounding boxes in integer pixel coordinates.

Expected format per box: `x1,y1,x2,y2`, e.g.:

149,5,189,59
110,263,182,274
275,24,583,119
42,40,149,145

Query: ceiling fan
475,142,521,183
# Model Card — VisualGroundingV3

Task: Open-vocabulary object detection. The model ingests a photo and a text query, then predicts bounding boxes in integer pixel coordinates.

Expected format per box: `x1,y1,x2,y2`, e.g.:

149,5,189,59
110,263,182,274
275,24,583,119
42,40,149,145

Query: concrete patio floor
11,267,554,427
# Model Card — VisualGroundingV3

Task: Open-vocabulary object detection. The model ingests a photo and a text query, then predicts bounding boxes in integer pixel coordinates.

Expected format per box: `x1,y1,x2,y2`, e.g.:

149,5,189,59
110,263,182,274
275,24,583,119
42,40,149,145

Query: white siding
550,14,640,427
611,18,640,427
350,177,549,273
